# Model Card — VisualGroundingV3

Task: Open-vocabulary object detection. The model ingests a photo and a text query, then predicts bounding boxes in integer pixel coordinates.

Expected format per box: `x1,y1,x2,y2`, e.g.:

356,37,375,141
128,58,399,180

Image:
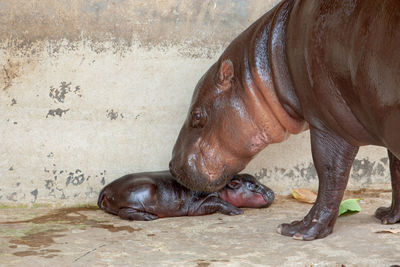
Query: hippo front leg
375,150,400,224
278,126,359,240
189,196,243,216
118,208,158,221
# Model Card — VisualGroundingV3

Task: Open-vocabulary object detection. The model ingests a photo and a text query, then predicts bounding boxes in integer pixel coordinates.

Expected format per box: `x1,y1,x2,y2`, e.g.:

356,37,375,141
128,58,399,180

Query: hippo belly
286,0,400,151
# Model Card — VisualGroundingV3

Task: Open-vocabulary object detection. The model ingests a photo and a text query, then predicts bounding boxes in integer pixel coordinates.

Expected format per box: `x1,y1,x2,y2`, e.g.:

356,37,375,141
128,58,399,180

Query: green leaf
338,198,362,217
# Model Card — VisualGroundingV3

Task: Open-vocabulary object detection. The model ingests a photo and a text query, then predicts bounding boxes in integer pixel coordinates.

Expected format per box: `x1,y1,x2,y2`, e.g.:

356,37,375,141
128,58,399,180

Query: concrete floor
1,190,400,267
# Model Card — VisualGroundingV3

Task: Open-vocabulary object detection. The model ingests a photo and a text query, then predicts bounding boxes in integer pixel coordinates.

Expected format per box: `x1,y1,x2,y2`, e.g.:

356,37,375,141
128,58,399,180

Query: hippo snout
261,186,275,207
251,182,274,207
169,158,230,192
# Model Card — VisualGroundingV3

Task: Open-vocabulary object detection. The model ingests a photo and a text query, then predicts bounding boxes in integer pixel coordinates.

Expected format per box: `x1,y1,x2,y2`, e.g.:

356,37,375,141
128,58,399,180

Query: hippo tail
97,187,109,209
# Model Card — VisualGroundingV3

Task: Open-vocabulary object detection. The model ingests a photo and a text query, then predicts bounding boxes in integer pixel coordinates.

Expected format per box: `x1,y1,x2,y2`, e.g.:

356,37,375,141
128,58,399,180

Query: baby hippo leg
189,196,243,216
118,208,158,221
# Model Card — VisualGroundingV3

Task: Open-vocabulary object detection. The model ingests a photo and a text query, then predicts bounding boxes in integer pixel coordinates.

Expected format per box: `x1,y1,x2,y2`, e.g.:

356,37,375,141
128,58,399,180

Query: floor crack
73,244,106,262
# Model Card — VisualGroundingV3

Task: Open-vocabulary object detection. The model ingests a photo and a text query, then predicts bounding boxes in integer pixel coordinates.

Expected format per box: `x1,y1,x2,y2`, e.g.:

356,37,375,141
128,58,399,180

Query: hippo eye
193,112,201,121
227,181,241,189
247,183,256,191
190,109,205,128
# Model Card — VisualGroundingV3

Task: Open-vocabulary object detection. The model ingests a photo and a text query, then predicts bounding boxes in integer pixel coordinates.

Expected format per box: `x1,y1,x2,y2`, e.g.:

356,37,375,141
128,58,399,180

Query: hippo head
218,174,275,208
169,57,288,192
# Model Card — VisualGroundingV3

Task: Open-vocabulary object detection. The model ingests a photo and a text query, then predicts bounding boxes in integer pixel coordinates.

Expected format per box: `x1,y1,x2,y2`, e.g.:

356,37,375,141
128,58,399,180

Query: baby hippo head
218,174,274,208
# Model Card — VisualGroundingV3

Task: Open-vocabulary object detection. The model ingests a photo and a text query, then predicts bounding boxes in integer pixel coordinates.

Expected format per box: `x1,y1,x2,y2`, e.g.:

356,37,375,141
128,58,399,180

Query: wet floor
0,191,399,266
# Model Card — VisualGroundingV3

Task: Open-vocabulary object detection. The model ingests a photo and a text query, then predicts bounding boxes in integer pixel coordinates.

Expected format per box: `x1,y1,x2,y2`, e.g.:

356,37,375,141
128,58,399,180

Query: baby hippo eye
227,180,241,190
247,183,255,191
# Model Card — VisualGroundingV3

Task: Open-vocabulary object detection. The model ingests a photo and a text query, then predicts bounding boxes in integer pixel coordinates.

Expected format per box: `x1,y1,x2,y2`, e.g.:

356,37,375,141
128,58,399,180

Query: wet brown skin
170,0,400,240
97,171,274,220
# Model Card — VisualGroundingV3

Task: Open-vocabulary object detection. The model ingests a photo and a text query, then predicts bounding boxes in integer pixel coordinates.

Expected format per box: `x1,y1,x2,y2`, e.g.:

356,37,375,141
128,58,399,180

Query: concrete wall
0,0,390,206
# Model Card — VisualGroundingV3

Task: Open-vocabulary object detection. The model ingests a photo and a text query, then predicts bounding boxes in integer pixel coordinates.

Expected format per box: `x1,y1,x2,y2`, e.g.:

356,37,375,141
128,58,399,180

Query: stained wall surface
0,0,390,205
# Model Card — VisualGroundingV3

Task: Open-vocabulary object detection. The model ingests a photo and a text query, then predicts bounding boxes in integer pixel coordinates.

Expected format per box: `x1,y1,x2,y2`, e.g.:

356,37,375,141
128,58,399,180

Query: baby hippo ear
217,59,234,90
227,180,241,190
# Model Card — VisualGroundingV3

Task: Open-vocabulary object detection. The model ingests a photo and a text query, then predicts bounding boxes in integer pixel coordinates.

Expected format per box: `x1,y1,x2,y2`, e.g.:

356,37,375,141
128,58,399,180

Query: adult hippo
98,171,274,220
169,0,400,240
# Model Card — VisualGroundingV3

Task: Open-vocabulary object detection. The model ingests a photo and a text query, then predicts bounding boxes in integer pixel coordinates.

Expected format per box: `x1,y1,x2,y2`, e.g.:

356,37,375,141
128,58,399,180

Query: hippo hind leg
100,196,119,216
375,150,400,224
118,208,158,221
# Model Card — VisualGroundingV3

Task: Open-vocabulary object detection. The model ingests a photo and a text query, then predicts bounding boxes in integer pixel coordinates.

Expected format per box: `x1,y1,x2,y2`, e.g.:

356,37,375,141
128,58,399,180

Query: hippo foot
220,206,243,216
375,206,400,224
277,205,337,241
277,219,334,241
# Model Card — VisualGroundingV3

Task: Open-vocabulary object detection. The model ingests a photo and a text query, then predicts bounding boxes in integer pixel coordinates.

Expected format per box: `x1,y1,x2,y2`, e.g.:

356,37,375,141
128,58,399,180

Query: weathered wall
0,0,390,206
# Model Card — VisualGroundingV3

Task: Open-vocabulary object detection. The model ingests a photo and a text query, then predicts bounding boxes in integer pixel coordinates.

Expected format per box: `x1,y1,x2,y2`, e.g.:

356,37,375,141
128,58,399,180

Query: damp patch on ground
0,205,141,258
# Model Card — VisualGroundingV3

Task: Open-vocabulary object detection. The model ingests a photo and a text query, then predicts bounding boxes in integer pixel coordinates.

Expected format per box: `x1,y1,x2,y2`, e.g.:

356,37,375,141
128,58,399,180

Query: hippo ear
217,59,234,88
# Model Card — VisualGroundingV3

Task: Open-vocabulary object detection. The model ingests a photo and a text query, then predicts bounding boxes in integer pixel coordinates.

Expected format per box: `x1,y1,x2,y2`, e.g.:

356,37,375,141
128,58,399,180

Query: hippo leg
278,127,358,240
101,197,119,216
118,208,158,221
190,197,243,216
375,150,400,224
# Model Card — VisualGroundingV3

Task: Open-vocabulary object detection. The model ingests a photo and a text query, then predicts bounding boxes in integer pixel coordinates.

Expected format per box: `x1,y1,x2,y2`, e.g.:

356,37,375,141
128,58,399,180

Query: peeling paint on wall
46,108,70,118
255,162,318,185
49,82,82,103
106,109,123,120
254,157,390,192
30,189,38,203
0,0,279,57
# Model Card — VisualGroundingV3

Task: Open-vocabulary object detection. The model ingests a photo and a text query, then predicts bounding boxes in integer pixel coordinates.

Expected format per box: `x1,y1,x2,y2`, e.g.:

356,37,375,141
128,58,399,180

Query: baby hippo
98,170,274,221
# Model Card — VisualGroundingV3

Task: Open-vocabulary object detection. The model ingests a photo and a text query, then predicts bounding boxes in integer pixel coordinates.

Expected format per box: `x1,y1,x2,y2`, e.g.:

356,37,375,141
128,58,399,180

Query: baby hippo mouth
220,174,275,208
246,185,274,208
244,177,275,208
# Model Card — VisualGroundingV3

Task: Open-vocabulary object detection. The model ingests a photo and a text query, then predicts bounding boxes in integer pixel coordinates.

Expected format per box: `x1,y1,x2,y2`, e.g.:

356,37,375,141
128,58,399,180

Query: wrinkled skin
170,0,400,240
97,171,274,221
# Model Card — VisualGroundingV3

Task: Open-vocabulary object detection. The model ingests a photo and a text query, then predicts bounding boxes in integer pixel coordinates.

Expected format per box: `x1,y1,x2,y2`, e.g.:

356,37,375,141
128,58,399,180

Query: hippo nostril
259,187,275,206
267,190,275,203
